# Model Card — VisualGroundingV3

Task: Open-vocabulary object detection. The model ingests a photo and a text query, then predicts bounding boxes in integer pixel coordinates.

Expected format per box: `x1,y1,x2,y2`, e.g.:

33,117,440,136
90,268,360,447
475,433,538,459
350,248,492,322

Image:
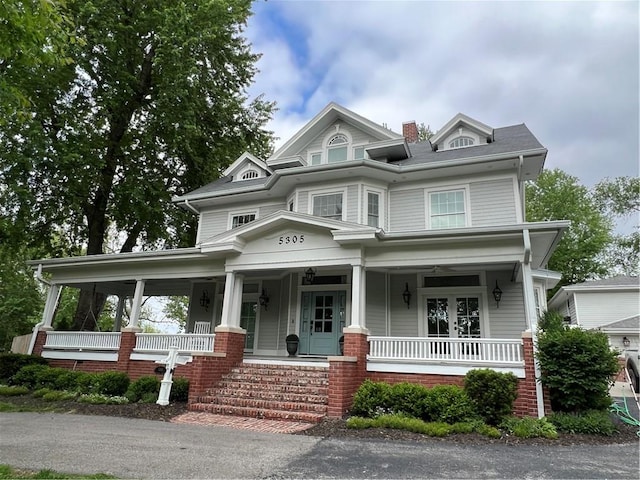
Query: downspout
523,229,545,418
28,265,61,354
183,199,200,215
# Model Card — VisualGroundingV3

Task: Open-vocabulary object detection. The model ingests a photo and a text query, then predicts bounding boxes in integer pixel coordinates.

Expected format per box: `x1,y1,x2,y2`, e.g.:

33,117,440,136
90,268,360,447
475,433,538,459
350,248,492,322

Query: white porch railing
368,336,523,365
44,331,121,350
134,333,215,353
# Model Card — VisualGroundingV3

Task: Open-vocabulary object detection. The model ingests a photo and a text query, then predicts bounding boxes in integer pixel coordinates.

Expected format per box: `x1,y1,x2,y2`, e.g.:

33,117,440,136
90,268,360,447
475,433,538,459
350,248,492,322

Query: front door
299,291,344,355
425,296,482,356
240,301,257,352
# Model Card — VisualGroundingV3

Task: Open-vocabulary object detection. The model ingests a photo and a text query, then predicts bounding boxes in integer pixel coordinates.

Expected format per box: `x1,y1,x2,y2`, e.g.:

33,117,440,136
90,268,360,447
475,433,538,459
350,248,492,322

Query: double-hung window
429,190,466,229
312,193,343,220
327,134,348,163
367,192,380,227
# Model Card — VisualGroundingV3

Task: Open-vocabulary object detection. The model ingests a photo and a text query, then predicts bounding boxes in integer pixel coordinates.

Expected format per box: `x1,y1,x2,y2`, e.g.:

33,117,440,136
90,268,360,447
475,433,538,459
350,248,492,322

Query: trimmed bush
0,353,48,382
464,369,518,425
126,376,160,403
548,410,618,436
537,310,566,333
0,385,29,396
170,377,189,402
93,372,130,396
501,416,558,439
537,326,619,412
10,364,51,389
387,382,429,418
422,385,478,424
350,380,392,417
42,390,77,402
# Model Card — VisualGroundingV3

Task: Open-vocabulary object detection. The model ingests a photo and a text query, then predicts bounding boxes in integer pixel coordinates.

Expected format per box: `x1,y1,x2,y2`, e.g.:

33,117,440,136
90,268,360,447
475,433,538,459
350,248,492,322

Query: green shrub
0,385,29,396
0,353,48,382
548,410,618,436
53,370,84,391
93,371,130,396
42,390,77,402
125,376,160,403
10,364,51,389
78,393,129,405
33,388,52,398
537,326,619,412
537,310,566,333
464,369,518,425
449,422,477,434
350,380,392,417
423,385,478,424
475,423,502,438
501,416,558,439
387,382,429,418
170,377,189,402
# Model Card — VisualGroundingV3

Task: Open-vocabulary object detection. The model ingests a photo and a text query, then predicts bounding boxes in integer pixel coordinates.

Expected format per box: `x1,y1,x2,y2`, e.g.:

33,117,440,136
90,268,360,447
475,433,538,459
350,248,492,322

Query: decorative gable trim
431,113,493,148
268,102,402,164
223,152,270,181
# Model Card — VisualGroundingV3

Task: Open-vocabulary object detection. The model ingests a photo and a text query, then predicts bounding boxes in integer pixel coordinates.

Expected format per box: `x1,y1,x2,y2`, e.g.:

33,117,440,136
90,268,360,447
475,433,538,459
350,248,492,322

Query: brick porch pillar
31,329,50,356
116,329,139,374
514,331,551,417
327,330,369,418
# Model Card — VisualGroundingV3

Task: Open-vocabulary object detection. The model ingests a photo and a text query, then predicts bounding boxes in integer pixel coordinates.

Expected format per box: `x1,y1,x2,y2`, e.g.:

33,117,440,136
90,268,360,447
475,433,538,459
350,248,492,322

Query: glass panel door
426,298,451,337
240,301,257,352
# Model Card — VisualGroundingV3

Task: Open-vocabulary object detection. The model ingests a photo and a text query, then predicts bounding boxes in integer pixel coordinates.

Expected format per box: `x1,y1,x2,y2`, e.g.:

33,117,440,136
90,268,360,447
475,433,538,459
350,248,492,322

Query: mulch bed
2,394,638,445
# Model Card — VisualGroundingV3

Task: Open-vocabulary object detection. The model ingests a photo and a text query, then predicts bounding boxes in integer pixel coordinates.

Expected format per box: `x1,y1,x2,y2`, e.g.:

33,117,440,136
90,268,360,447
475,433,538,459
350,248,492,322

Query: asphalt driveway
1,413,638,479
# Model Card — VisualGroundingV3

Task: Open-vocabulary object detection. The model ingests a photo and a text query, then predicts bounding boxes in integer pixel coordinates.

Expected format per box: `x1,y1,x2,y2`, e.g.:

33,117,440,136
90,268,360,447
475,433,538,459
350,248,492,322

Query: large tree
526,169,612,291
0,0,274,330
594,176,640,276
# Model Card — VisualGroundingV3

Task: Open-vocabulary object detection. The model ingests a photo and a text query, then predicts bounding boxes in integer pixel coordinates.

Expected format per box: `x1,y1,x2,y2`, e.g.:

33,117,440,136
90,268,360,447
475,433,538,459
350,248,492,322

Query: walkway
171,411,316,434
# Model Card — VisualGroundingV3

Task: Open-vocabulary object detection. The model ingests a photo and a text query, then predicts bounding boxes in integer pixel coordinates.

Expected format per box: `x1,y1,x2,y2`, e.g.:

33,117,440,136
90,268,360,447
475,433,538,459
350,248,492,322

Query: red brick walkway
170,412,315,434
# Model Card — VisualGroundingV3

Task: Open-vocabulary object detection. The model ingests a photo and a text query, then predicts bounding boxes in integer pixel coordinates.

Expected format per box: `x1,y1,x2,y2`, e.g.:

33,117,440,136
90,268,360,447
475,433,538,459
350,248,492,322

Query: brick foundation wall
327,332,368,417
32,331,47,356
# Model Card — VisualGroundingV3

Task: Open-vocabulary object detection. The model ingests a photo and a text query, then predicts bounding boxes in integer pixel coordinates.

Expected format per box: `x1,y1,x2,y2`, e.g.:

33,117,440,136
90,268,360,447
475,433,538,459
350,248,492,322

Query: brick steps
189,361,329,423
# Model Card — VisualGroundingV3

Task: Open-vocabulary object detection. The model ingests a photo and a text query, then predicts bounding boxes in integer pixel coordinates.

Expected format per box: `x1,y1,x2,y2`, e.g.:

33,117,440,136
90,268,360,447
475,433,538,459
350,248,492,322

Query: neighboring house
548,276,640,350
29,103,569,419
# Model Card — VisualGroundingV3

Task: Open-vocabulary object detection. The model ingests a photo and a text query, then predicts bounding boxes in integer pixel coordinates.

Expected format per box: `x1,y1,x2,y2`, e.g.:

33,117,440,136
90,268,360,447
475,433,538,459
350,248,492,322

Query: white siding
389,189,425,232
470,178,517,226
389,273,419,336
346,185,359,223
260,203,287,217
299,122,379,161
198,211,228,242
575,291,639,329
486,272,527,338
366,271,387,335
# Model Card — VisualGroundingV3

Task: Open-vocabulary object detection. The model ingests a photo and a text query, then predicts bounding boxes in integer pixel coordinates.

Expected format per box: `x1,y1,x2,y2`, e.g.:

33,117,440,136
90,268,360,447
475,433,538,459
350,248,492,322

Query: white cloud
247,0,639,187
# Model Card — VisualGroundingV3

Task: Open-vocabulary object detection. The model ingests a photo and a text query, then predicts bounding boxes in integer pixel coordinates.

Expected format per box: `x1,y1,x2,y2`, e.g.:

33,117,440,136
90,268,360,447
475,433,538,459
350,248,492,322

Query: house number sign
278,234,305,245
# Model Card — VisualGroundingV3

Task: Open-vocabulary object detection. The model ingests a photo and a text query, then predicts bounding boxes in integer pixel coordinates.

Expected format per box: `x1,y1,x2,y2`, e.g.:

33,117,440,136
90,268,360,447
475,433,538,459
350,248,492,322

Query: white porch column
114,296,125,331
41,284,61,329
522,229,545,418
218,272,245,331
345,264,368,334
126,279,145,331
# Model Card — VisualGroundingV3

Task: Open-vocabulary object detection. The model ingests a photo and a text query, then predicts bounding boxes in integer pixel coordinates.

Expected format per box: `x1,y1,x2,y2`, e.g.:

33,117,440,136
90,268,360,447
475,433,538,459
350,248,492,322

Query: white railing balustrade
368,337,523,365
44,331,121,350
135,333,214,353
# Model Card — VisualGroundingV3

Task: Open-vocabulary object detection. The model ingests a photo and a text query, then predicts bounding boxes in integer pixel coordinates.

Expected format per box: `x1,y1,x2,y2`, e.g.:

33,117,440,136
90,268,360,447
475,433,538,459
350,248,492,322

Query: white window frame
240,169,259,180
425,185,470,230
228,210,258,230
448,136,475,149
309,152,322,165
363,186,384,229
309,187,347,221
417,286,490,338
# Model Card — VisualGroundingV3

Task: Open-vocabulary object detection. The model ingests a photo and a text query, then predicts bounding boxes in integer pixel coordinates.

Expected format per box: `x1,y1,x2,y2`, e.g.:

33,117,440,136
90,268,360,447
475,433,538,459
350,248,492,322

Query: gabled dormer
267,102,409,169
223,152,271,182
430,113,494,152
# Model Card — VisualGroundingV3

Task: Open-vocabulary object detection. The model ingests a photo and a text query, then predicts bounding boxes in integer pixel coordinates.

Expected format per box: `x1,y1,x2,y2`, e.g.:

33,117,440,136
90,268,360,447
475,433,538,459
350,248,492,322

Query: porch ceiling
63,278,196,297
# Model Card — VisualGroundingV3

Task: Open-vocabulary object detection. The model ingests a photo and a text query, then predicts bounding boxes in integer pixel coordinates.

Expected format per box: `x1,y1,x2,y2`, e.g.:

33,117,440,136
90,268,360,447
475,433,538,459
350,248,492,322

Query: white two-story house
30,103,568,419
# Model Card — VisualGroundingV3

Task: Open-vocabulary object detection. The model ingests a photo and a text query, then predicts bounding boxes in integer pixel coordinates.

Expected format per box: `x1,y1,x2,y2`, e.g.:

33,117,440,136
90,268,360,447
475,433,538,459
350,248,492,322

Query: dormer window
241,170,259,180
449,136,475,149
327,134,348,163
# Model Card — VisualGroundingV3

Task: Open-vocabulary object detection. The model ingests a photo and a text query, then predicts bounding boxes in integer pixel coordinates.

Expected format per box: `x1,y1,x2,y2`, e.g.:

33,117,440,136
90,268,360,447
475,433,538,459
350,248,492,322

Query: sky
245,1,639,210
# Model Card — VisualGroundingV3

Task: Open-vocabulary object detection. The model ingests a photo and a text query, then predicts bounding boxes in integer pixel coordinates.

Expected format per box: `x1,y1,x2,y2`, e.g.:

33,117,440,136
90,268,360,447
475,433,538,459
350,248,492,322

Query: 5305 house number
278,234,304,245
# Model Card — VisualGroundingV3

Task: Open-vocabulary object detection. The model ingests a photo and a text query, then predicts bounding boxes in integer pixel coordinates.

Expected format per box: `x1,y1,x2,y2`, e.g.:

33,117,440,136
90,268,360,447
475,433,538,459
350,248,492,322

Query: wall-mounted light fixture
492,281,503,308
305,267,316,284
402,283,412,309
199,290,210,311
623,336,631,348
259,289,270,310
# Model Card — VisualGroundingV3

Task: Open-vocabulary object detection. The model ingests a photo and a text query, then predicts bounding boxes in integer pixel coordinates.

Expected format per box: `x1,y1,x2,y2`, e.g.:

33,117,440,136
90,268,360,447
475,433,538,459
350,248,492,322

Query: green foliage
386,382,429,418
500,416,558,439
162,297,189,333
346,414,499,438
537,327,619,412
463,369,519,425
42,390,77,402
93,372,130,396
10,364,51,389
474,423,502,439
0,385,29,396
548,410,618,436
169,377,189,402
422,385,478,424
0,464,116,479
350,380,392,417
125,376,160,403
537,310,566,333
78,393,129,405
0,354,48,382
526,169,612,291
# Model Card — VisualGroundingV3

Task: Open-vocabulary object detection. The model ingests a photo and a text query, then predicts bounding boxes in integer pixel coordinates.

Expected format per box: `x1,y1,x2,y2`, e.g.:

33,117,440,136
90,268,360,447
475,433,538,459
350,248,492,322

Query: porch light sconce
622,336,631,348
492,281,503,308
259,289,269,310
402,283,411,309
199,290,210,311
305,267,316,284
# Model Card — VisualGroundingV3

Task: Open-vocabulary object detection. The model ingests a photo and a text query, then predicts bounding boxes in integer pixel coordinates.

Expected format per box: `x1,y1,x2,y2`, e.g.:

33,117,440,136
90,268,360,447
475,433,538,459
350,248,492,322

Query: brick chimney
402,121,419,143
